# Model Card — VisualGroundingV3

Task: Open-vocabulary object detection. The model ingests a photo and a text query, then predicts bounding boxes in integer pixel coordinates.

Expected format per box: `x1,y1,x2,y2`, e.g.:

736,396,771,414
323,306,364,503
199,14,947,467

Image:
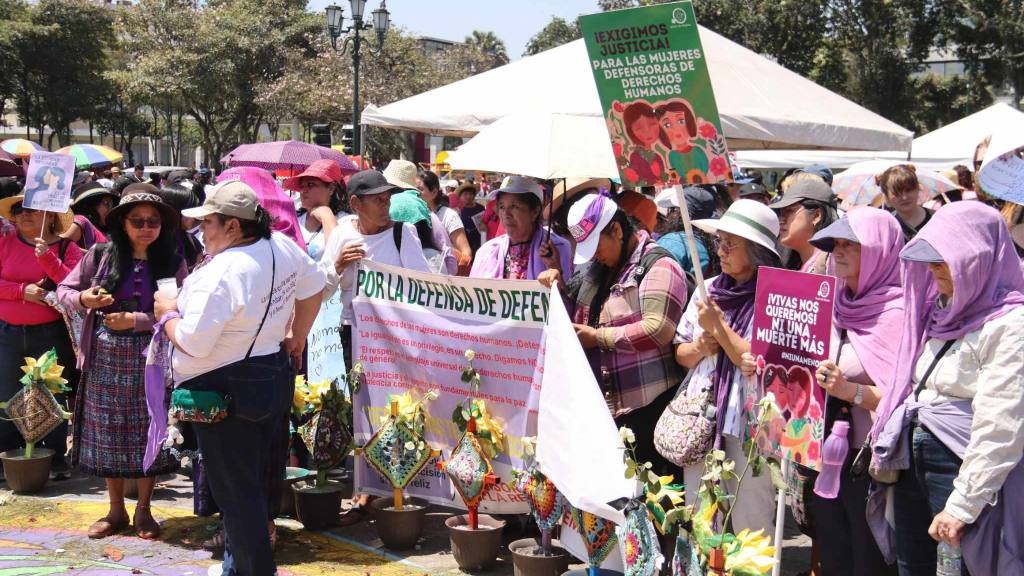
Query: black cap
738,182,769,199
347,169,403,197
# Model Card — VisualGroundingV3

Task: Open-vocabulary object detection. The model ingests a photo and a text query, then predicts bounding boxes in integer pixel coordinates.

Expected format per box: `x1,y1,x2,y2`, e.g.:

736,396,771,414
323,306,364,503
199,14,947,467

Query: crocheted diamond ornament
440,431,497,509
516,467,563,532
616,503,664,576
360,415,431,490
570,505,618,568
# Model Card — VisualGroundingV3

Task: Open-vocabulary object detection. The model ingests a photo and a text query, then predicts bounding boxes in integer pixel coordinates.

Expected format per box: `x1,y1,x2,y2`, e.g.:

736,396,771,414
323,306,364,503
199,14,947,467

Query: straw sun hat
0,195,74,234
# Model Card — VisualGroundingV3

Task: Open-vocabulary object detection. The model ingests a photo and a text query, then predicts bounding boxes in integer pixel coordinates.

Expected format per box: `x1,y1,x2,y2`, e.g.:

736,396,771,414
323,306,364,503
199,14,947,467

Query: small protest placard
749,267,836,471
580,0,731,189
23,151,75,213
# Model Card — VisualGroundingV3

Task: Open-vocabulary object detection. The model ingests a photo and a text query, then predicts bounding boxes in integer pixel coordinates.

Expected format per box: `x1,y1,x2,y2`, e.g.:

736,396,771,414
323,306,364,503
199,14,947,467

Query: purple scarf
469,226,573,281
834,208,904,399
871,202,1024,442
142,314,174,473
708,273,757,443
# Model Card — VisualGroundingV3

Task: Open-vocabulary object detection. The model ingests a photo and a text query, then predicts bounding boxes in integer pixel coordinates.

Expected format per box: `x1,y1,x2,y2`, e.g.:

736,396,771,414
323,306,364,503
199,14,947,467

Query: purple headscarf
708,273,757,444
871,202,1024,441
218,167,306,252
833,208,904,397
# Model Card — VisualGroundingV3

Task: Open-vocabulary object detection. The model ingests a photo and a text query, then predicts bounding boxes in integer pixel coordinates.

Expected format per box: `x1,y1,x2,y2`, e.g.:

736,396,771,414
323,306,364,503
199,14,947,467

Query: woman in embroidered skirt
58,184,186,540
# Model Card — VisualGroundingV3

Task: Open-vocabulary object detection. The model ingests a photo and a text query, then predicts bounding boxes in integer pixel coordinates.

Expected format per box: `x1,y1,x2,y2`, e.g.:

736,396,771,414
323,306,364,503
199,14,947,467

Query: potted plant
0,349,71,494
357,387,439,549
292,364,361,530
672,393,784,576
438,349,508,571
509,436,572,576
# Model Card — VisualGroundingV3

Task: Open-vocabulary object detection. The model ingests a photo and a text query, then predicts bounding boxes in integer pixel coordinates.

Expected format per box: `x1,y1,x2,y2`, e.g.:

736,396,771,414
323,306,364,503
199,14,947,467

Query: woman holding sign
670,199,783,534
802,208,904,576
872,202,1024,576
0,195,80,480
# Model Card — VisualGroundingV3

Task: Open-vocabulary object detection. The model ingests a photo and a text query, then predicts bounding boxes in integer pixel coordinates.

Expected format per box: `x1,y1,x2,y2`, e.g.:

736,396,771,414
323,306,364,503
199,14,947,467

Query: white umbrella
437,111,619,180
832,160,960,208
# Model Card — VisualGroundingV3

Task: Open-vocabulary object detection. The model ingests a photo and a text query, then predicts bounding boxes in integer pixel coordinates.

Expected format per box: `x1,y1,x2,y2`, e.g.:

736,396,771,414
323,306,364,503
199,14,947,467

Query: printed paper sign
749,267,836,471
351,260,549,512
580,1,731,189
23,151,75,213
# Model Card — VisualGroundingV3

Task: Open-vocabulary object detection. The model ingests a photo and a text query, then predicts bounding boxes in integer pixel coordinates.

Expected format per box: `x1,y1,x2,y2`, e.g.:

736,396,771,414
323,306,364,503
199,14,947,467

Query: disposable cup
157,278,178,298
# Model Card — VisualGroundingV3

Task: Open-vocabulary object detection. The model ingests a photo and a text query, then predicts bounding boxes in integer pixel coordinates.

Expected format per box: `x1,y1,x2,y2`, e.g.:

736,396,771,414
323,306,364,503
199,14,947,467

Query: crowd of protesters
0,152,1021,576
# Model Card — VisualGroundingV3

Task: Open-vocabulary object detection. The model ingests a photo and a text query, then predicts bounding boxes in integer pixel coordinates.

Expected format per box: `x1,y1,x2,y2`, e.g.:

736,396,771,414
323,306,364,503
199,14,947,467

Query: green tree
936,0,1024,108
464,30,509,69
524,16,581,56
114,0,321,168
13,0,112,147
0,0,31,123
907,72,993,135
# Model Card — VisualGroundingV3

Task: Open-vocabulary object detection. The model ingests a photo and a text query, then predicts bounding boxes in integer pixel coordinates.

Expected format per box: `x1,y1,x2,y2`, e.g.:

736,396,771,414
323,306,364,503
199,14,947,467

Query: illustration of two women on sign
607,97,730,189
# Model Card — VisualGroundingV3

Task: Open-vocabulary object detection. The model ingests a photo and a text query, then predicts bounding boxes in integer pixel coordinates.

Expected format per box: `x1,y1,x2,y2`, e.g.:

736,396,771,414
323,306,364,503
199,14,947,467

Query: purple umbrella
0,148,23,178
220,140,358,173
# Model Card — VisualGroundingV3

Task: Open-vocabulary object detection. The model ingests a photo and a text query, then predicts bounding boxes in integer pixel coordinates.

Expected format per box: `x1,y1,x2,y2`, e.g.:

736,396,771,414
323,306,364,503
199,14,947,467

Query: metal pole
352,24,362,157
771,458,789,576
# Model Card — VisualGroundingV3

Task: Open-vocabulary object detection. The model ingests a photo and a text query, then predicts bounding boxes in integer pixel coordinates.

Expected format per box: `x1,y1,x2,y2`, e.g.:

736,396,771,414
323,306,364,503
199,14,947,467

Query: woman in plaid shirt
539,192,687,475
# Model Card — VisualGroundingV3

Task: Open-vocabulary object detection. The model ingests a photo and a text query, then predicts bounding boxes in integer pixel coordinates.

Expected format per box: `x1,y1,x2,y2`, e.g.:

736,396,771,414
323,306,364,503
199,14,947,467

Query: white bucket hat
567,193,618,265
693,199,780,257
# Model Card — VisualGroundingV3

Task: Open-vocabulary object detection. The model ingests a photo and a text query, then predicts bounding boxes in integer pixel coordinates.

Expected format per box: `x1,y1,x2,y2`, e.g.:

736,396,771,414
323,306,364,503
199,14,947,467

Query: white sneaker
207,563,223,576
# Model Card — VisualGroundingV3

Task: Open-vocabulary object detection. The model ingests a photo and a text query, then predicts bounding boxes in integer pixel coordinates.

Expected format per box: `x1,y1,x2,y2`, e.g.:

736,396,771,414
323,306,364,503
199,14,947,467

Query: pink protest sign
749,267,836,471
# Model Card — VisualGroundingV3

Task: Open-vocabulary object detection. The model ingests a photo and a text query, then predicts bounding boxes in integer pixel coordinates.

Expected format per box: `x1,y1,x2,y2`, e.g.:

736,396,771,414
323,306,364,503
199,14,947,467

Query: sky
306,0,600,59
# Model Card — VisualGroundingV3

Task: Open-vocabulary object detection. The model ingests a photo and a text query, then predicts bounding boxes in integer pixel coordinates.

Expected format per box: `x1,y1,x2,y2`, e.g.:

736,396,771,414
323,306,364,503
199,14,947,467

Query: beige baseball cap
182,179,260,221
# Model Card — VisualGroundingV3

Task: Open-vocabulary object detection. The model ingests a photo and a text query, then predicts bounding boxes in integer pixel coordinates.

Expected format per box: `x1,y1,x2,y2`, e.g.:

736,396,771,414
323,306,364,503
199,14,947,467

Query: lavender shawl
469,226,572,281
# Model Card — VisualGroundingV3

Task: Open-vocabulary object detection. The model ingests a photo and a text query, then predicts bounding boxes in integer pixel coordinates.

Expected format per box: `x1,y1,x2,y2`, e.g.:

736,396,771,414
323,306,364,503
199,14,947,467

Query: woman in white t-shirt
416,170,471,271
283,159,350,261
154,181,325,576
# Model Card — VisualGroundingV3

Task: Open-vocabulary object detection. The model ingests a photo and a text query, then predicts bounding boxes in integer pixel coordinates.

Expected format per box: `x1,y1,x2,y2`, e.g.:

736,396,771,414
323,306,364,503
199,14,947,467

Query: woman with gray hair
671,199,783,535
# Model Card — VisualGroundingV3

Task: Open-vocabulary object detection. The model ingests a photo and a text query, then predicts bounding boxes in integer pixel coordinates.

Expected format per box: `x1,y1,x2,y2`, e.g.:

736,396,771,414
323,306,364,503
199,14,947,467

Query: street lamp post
325,0,390,157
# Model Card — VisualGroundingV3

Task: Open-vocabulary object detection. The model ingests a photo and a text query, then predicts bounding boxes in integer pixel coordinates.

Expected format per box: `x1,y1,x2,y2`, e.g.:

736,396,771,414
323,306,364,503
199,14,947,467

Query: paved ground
0,470,811,575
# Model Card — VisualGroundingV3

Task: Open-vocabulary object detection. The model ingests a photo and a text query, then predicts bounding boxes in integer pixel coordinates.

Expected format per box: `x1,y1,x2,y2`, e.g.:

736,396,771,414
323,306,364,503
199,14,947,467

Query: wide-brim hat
107,184,179,226
0,195,75,234
382,159,419,191
72,182,118,207
567,193,618,265
693,198,780,257
809,217,858,252
283,159,343,191
551,177,612,212
487,175,543,203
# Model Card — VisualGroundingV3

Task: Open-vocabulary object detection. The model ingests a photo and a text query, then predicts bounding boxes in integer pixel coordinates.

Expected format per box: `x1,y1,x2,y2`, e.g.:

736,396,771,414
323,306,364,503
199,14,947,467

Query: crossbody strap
913,339,957,400
245,240,276,359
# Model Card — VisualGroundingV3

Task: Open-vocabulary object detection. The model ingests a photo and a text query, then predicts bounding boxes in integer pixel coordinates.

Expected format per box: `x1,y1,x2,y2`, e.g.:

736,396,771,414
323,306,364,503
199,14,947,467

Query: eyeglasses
127,217,162,230
776,205,805,223
717,236,741,254
10,204,37,217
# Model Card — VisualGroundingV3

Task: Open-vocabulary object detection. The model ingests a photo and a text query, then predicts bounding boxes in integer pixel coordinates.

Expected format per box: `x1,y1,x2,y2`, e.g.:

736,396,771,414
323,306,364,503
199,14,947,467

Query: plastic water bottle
813,420,849,499
937,542,963,576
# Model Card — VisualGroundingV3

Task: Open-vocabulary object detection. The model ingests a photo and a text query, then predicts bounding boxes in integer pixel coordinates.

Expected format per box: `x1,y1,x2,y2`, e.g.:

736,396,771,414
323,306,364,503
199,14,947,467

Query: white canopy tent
736,102,1024,171
363,29,913,152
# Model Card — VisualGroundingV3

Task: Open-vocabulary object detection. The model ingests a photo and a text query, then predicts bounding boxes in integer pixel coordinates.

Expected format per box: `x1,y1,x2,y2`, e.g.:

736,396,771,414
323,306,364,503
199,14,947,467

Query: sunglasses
127,217,162,230
10,204,38,217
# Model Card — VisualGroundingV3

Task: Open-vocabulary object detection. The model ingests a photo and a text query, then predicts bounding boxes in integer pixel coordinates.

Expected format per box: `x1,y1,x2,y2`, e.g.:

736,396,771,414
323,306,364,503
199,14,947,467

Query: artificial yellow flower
691,496,718,549
21,350,69,394
725,528,777,575
292,377,312,415
307,379,333,410
471,399,505,458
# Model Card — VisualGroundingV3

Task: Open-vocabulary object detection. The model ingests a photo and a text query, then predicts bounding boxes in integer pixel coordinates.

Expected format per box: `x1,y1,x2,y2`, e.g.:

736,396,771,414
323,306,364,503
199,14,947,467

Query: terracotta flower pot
370,496,428,550
293,482,344,530
1,448,54,494
510,537,571,576
446,513,506,571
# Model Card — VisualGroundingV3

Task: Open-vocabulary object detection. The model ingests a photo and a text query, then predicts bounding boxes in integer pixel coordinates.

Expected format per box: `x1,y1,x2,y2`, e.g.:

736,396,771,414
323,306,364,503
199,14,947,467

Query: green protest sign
580,1,730,189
